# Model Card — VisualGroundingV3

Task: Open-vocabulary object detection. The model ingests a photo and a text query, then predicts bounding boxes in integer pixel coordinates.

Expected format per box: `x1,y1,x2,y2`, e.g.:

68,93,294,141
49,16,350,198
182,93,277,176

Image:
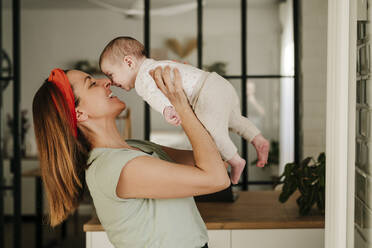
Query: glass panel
360,45,369,75
358,21,367,40
357,80,366,104
360,108,370,138
356,197,363,228
354,226,368,248
356,140,368,171
356,170,367,203
365,176,372,210
246,78,281,190
247,0,284,75
150,4,197,66
203,0,241,76
149,2,197,148
362,202,372,243
367,79,372,105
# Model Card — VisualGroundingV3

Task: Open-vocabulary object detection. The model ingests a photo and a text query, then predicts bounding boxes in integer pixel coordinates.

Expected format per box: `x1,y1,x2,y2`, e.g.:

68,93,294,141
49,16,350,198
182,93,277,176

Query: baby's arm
137,70,181,125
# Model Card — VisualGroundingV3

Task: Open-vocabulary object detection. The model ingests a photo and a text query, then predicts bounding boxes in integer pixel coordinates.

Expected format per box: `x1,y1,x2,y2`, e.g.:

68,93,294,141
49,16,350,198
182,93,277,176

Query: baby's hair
99,36,146,68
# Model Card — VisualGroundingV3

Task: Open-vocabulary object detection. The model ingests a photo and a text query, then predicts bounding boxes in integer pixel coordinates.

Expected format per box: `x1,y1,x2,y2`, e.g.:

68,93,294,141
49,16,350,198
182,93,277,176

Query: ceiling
3,0,281,10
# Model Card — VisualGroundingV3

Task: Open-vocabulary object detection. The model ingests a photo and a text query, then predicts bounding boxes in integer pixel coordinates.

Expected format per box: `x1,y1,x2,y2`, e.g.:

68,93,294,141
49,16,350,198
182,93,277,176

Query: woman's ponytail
32,81,91,227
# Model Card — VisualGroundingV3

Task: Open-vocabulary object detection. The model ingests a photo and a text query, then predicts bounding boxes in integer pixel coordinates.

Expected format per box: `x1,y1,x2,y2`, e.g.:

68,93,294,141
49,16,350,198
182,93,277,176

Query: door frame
325,0,357,247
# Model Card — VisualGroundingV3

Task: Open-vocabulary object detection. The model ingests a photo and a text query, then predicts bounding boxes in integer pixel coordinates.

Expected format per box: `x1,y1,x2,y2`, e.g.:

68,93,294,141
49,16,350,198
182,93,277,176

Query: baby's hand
163,106,181,126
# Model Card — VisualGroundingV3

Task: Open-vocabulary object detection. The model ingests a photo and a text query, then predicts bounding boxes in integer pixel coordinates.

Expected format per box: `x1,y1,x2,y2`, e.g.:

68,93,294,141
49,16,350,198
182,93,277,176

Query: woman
32,66,230,248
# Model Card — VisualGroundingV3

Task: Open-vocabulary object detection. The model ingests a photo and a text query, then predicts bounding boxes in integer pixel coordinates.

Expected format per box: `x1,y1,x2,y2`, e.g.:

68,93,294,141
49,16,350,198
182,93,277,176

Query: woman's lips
107,92,118,100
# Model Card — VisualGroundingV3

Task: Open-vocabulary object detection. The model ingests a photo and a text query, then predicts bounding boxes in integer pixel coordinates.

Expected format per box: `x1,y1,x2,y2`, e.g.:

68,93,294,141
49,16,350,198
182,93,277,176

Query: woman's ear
76,109,88,122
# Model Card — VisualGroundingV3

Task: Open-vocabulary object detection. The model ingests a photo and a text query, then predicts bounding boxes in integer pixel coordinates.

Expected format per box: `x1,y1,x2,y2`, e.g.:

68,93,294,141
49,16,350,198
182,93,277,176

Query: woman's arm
160,146,196,166
116,67,230,199
160,145,229,168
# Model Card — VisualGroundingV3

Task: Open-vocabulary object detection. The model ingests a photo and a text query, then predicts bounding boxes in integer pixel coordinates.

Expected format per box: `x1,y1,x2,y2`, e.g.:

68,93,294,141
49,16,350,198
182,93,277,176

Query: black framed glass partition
144,0,300,190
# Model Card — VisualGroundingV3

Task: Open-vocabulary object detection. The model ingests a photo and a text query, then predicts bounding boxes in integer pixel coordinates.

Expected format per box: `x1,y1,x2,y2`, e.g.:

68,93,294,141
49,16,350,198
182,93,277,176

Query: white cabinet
86,229,324,248
85,230,231,248
231,229,324,248
207,230,231,248
86,232,114,248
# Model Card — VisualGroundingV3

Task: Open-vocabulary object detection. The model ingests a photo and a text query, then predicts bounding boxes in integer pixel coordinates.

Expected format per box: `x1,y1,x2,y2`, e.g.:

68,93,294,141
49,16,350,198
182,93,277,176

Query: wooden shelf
84,191,324,232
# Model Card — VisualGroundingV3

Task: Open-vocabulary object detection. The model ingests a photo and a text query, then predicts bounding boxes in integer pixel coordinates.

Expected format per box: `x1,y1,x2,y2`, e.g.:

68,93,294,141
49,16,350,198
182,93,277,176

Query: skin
67,68,230,199
101,55,182,126
100,55,145,91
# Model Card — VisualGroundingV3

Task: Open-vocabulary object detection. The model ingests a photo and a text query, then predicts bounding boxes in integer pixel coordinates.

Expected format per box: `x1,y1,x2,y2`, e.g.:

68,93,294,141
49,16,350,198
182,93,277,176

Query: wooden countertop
84,191,324,232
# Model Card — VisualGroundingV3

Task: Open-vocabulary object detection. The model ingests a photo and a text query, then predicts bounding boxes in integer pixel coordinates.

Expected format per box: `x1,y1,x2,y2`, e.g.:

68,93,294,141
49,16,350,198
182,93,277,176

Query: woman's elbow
207,174,231,192
219,176,231,190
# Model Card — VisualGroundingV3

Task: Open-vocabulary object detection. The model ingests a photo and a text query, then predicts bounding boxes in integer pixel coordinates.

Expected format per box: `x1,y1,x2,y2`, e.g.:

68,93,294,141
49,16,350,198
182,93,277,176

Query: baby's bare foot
228,154,246,184
251,134,270,167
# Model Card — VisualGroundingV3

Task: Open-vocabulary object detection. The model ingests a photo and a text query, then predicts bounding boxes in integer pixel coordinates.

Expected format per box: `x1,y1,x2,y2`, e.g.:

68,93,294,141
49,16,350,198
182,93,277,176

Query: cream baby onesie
135,58,261,161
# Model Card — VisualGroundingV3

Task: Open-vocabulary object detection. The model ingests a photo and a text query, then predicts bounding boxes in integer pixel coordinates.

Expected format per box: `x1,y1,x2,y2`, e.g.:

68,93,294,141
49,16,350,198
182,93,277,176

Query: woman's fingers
152,67,168,94
162,66,175,93
151,67,187,108
172,68,183,91
149,69,154,79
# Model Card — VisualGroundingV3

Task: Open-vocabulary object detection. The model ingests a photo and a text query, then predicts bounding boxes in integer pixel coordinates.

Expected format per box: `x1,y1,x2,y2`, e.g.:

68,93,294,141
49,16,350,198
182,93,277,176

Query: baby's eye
90,81,96,87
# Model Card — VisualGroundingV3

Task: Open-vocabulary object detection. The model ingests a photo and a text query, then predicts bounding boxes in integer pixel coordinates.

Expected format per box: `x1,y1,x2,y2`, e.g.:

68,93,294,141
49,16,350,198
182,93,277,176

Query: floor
4,215,91,248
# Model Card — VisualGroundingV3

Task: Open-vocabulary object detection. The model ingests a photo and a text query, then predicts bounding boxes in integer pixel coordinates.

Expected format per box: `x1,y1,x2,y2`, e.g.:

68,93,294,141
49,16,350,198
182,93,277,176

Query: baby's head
99,36,146,91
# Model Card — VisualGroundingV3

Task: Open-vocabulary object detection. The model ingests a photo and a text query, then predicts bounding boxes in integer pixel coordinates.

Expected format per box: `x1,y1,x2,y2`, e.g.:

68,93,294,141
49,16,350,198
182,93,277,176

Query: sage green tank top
85,139,208,248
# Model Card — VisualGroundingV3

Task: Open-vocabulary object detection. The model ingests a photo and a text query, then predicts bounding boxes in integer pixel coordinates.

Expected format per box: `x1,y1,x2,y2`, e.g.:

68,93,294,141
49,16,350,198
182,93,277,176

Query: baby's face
101,58,136,91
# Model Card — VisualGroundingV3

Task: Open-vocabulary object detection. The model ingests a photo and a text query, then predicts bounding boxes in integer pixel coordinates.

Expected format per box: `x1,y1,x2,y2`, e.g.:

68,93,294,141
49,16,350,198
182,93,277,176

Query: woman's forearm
177,107,229,182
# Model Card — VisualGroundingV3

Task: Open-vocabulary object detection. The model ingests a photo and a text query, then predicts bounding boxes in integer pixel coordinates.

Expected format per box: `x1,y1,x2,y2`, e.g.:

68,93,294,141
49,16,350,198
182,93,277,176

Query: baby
99,36,269,184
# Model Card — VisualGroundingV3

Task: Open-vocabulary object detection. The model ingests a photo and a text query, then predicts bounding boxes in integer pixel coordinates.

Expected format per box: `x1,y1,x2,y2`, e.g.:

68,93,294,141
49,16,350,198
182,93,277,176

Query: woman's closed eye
89,81,96,88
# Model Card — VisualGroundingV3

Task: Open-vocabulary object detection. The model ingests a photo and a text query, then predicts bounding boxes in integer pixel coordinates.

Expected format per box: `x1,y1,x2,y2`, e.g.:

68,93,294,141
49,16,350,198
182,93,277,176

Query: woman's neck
89,118,131,149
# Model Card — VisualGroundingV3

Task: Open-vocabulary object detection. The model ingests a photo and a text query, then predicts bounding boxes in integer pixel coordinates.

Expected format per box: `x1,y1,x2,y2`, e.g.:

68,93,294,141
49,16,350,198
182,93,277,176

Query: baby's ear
124,56,135,68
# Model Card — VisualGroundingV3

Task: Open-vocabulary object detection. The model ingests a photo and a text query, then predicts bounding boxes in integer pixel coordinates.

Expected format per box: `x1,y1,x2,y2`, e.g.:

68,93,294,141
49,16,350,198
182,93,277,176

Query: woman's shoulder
87,146,146,169
126,139,173,162
85,147,150,200
126,139,157,147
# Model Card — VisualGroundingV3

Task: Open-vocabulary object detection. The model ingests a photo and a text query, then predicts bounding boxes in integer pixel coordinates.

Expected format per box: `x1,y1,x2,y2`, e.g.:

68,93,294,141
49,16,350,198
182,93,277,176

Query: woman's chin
106,97,126,116
115,101,127,114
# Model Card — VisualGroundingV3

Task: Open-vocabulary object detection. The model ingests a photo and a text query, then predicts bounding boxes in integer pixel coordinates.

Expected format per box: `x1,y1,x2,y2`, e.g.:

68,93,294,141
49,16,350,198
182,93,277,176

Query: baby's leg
193,73,246,184
227,153,246,184
196,112,245,184
229,108,270,167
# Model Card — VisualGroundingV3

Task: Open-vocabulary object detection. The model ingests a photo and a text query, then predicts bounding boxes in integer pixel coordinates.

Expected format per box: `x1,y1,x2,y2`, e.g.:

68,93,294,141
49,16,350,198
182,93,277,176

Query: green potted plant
277,152,325,216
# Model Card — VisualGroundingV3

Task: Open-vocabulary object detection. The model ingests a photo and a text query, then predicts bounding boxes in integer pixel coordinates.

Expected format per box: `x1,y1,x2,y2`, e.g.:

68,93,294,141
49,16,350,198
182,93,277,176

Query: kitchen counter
84,190,324,231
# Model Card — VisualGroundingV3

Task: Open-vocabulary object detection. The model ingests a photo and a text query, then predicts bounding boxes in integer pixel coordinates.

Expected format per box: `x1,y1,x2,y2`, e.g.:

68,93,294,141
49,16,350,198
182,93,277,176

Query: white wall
301,0,328,158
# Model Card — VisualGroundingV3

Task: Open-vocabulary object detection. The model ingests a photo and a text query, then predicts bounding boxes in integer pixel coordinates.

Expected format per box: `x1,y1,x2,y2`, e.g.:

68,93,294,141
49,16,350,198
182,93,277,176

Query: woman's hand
149,66,190,112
